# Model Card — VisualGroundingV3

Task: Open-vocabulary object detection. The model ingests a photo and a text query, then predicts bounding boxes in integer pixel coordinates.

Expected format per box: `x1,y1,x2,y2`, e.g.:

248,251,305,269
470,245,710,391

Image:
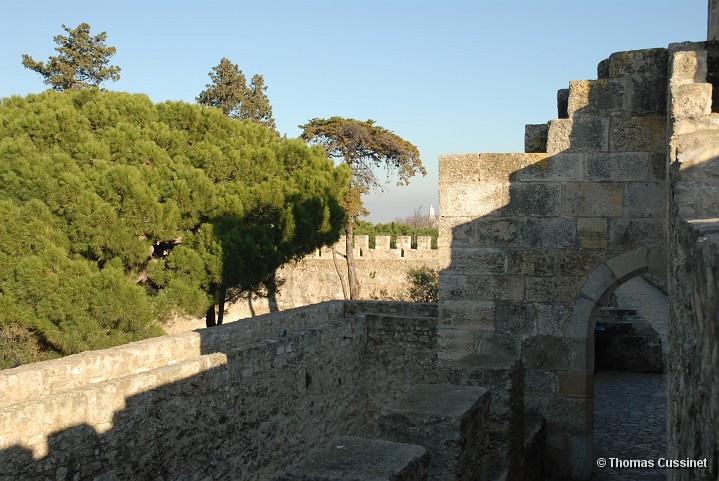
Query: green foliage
197,58,277,133
300,117,425,299
300,117,425,220
354,221,438,249
0,89,346,367
21,23,121,91
406,267,439,303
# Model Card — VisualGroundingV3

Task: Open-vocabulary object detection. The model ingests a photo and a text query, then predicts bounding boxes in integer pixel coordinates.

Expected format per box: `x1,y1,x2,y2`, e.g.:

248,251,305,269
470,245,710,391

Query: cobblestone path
592,277,668,481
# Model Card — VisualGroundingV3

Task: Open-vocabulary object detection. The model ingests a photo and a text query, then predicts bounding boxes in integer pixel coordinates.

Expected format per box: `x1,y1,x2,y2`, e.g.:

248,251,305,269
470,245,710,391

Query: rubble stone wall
666,41,719,481
0,301,438,481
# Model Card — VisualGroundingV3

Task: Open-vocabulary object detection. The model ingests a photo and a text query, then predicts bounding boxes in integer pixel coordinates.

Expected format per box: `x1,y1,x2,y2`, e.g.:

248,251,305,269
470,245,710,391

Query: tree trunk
345,222,360,299
205,303,216,328
332,246,348,300
216,285,227,325
266,273,279,312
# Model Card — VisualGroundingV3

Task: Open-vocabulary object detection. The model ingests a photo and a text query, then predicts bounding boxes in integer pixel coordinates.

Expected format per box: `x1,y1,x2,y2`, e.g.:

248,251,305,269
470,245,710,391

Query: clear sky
0,1,707,223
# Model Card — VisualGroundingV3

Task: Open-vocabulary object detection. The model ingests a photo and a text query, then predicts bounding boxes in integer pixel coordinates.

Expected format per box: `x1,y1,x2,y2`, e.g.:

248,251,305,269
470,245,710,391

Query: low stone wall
164,239,442,333
666,41,719,481
667,219,719,481
0,301,440,481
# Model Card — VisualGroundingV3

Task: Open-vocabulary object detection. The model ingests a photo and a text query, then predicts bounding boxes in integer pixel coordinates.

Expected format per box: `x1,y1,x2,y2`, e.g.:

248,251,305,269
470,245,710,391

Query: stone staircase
278,384,491,481
525,47,668,156
278,360,545,481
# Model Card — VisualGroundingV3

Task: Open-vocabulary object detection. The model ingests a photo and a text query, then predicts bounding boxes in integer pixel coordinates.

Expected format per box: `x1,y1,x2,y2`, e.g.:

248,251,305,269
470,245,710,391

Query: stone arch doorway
564,247,667,479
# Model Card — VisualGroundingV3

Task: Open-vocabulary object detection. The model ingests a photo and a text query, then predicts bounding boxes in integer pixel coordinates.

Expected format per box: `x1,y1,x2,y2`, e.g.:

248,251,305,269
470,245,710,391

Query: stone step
379,384,490,481
597,48,668,80
277,436,430,481
445,354,524,480
524,123,548,153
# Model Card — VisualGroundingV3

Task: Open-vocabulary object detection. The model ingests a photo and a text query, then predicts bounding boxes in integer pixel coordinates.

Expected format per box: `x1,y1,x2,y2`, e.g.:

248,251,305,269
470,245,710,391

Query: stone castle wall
0,301,439,481
666,41,719,481
438,46,670,479
3,8,719,481
165,235,442,332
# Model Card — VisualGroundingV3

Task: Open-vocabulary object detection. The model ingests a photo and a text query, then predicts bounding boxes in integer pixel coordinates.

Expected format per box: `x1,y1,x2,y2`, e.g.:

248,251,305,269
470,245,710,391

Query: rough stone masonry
1,3,719,480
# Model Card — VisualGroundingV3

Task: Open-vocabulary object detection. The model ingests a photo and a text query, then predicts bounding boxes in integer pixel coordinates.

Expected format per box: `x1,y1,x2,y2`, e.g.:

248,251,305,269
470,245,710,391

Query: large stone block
438,273,468,299
525,124,549,153
627,77,667,115
436,327,478,361
609,117,665,152
576,217,608,249
522,336,570,370
512,153,584,182
586,152,652,181
439,300,495,328
504,183,561,216
506,248,558,277
439,154,480,183
624,182,667,218
570,117,610,152
495,301,537,336
562,183,624,218
448,247,505,274
519,218,576,248
558,250,607,277
608,219,665,250
525,276,583,303
525,369,557,395
464,275,525,301
439,216,478,249
605,48,668,78
670,49,708,85
670,83,713,118
604,247,649,283
477,153,531,181
548,118,610,154
355,235,369,252
379,384,491,481
578,263,617,304
475,218,519,246
547,119,572,154
277,436,430,481
537,304,569,337
439,182,506,217
567,79,623,117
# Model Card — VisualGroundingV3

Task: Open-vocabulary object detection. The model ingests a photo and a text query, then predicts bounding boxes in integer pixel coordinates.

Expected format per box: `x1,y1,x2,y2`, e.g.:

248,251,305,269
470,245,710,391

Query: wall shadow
438,48,672,479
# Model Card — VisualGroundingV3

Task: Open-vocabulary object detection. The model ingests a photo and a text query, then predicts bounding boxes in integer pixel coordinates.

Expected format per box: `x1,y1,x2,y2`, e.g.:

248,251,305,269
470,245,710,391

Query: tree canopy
0,89,346,368
21,23,121,91
197,58,277,132
300,117,425,299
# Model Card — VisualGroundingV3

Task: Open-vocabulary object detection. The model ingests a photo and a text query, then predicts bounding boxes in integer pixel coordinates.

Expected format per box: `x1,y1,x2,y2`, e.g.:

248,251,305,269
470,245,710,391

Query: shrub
407,266,439,302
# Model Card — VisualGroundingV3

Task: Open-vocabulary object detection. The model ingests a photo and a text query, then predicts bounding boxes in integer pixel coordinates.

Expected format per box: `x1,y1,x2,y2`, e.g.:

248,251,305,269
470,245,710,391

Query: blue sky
0,1,707,222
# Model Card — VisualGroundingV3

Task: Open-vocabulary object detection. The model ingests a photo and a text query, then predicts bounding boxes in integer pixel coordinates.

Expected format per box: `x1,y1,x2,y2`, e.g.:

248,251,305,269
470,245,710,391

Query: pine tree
300,117,425,299
0,89,346,367
21,23,121,90
197,58,277,133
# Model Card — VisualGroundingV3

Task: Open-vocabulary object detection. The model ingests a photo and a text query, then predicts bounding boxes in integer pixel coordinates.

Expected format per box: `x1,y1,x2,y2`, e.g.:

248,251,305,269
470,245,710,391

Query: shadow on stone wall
0,301,440,481
437,49,671,479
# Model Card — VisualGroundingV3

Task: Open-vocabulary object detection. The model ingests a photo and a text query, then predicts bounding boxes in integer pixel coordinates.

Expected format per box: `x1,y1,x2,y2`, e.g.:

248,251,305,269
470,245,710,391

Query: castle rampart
3,6,719,480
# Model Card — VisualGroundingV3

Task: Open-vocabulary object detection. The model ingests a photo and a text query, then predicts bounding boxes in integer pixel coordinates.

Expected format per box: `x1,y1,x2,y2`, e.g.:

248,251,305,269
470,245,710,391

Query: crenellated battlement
315,235,437,260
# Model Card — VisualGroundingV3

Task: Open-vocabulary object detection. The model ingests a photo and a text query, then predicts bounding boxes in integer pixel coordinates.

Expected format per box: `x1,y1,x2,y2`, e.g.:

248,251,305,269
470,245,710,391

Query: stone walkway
591,276,668,481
